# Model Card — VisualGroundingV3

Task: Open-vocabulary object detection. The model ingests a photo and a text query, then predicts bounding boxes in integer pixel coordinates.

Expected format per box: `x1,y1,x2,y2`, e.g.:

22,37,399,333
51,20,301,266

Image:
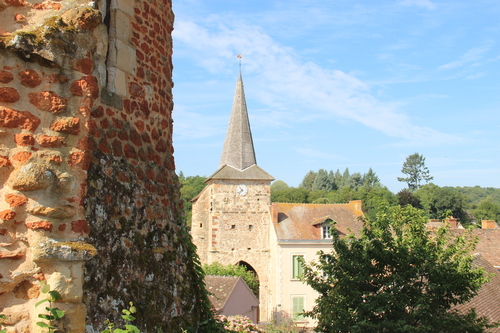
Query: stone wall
1,0,208,331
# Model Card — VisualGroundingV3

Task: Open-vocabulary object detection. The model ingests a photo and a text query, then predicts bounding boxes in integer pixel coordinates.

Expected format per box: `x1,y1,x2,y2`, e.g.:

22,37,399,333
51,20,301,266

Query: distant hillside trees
178,170,500,225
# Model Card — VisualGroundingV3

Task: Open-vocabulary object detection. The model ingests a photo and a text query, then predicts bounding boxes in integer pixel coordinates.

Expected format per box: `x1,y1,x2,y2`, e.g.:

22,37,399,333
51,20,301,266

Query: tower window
199,223,203,228
248,225,253,230
231,225,236,229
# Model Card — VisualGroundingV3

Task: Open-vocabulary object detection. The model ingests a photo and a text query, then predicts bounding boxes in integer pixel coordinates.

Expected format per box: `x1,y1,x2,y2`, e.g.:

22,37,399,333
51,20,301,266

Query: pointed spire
219,72,257,171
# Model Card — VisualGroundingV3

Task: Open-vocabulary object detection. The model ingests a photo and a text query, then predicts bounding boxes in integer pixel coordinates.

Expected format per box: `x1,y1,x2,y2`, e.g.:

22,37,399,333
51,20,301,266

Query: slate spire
219,72,257,171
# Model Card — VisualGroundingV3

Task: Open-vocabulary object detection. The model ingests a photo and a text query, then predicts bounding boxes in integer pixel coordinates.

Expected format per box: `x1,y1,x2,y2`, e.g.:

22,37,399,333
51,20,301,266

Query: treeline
178,169,500,225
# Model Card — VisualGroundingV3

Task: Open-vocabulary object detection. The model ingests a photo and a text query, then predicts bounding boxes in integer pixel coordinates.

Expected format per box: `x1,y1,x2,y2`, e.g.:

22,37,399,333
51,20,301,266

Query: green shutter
292,296,305,320
293,255,304,279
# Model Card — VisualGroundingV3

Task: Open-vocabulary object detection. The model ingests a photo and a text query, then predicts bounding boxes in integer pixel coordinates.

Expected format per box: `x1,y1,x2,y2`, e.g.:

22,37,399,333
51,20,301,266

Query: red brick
37,135,65,148
134,120,145,132
129,129,142,146
118,129,129,141
100,118,110,129
145,168,155,180
29,91,68,113
117,171,129,183
97,139,111,154
50,117,80,135
91,106,104,118
0,228,8,235
26,221,53,232
14,133,35,146
0,155,11,167
18,69,42,87
0,71,14,83
75,58,93,75
105,108,114,117
123,144,137,159
151,128,159,140
71,220,90,235
112,139,123,157
68,152,90,169
14,14,25,23
106,129,116,139
5,194,28,207
5,0,26,6
12,151,32,163
156,138,168,153
0,210,16,220
138,148,147,161
58,224,66,232
112,118,123,129
141,132,151,143
129,82,145,98
0,107,41,131
70,76,99,99
0,87,20,103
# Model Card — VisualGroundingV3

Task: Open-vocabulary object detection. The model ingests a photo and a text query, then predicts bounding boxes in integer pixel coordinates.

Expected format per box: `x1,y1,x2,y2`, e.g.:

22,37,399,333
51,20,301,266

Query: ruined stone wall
1,0,208,331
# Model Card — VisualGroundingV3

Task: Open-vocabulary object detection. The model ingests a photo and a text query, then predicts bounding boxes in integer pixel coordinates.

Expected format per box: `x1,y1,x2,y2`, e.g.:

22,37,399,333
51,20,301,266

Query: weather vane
237,54,242,70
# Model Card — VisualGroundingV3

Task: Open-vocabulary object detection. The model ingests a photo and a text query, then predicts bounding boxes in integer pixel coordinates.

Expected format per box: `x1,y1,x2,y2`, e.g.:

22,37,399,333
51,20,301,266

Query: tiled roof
271,201,364,240
204,275,241,310
454,255,500,332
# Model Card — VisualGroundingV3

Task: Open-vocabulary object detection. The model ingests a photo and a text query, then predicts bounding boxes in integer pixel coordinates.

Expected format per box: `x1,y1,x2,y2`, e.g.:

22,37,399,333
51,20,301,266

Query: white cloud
438,46,490,70
173,18,459,146
397,0,436,10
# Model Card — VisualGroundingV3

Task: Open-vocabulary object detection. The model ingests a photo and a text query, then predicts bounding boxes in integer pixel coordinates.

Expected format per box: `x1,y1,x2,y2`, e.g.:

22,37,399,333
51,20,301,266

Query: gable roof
271,201,364,241
204,275,258,311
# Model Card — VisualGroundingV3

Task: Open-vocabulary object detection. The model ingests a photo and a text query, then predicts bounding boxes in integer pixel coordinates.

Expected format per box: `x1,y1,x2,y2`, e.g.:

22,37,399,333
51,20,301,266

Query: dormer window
322,222,332,239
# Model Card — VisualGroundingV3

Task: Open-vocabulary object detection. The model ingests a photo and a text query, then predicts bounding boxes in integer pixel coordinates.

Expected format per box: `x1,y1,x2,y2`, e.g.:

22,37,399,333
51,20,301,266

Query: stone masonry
1,0,207,332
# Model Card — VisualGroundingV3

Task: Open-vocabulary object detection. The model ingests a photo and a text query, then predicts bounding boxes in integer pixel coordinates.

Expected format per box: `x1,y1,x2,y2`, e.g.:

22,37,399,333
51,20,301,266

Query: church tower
191,72,274,320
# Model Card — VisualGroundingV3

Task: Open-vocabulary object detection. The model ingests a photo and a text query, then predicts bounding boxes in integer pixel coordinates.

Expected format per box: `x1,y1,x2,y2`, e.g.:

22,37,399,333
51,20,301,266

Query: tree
179,174,207,225
473,199,500,222
397,189,422,209
271,187,309,203
203,262,259,295
397,153,434,190
271,180,289,192
302,203,495,332
299,171,317,190
416,185,469,223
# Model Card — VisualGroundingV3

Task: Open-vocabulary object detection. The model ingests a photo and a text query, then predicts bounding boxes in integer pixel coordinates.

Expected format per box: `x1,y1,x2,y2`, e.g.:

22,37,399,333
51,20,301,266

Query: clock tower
191,72,274,320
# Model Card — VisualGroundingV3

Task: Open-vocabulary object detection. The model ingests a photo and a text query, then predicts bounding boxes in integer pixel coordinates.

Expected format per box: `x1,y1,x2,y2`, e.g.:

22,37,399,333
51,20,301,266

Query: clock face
236,184,248,196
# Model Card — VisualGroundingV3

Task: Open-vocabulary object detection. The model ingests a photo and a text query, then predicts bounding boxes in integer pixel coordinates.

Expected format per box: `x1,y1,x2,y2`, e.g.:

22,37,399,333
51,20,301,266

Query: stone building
190,73,365,326
0,0,208,332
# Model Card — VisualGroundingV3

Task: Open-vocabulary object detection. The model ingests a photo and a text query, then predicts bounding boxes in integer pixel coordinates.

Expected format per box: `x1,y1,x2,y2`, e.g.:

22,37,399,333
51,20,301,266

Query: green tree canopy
473,199,500,222
302,203,495,333
203,262,259,295
397,153,434,190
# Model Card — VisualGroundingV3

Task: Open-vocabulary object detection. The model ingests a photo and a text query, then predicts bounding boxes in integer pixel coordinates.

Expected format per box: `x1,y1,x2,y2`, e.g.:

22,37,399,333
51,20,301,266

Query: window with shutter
292,255,304,279
292,296,305,321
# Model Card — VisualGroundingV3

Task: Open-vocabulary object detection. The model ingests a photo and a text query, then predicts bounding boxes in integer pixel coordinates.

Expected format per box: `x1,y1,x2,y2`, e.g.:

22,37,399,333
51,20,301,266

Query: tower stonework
0,0,209,331
191,74,274,321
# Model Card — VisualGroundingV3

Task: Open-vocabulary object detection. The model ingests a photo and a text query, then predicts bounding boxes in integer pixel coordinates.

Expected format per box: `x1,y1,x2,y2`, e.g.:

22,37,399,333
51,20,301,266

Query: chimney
445,216,458,229
482,220,497,229
271,202,279,223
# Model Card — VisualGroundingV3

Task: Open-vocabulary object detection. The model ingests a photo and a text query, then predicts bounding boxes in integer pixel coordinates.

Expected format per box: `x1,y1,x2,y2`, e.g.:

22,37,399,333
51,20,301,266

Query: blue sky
171,0,500,193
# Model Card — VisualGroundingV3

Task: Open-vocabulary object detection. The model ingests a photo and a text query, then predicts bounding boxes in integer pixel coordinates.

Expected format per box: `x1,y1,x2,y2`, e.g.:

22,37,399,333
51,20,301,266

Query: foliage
299,170,317,190
302,203,495,333
416,184,469,223
203,262,259,295
178,173,207,225
473,199,500,222
35,280,65,333
397,189,422,209
215,315,263,333
271,187,309,203
262,312,304,333
270,180,289,191
102,303,140,333
454,186,500,208
397,153,434,190
0,314,6,333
